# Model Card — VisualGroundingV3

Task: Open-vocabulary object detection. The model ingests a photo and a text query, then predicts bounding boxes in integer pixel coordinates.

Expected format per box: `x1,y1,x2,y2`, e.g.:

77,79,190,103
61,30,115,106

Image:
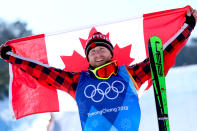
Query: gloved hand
0,44,12,59
185,8,197,29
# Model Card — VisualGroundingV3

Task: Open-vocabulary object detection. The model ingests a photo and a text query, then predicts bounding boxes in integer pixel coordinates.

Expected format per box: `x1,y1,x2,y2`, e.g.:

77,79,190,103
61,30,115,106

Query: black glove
0,45,12,59
185,14,196,29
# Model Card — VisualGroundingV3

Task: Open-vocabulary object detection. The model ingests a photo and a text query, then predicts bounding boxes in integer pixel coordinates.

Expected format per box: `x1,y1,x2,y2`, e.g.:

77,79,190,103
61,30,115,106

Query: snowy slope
0,65,197,131
139,65,197,131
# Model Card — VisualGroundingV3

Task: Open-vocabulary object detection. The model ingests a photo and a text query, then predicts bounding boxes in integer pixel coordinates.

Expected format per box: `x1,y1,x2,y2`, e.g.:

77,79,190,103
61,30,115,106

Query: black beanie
85,32,113,61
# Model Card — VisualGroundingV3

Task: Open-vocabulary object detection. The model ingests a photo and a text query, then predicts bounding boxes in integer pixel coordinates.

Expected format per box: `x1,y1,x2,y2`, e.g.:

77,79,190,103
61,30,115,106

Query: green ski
148,36,170,131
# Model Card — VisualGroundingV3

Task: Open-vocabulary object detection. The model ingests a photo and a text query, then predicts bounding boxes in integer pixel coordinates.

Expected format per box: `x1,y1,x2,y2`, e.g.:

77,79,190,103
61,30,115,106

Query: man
0,8,197,131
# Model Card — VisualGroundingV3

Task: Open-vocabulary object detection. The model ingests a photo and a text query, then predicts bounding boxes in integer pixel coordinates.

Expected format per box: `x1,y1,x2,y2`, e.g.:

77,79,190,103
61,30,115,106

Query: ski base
148,36,170,131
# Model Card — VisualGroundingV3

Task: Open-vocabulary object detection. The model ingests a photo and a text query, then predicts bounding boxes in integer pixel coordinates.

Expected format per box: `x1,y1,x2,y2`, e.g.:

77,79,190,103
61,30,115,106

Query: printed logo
84,80,125,102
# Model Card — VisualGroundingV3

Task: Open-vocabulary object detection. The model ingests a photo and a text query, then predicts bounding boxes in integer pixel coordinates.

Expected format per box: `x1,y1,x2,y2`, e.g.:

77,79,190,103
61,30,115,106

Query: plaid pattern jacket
4,23,194,98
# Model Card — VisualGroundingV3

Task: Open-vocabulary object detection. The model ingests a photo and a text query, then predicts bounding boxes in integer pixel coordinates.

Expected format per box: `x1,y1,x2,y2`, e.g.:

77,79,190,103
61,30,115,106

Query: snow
139,65,197,131
0,65,197,131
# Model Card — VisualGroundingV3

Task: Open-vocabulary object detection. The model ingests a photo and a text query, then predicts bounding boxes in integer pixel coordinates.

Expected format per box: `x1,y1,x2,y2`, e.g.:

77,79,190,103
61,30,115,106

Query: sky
0,0,196,36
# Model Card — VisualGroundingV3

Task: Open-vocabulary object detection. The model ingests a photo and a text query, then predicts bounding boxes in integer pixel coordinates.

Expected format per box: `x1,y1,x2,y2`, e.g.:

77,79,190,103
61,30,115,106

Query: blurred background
0,0,197,131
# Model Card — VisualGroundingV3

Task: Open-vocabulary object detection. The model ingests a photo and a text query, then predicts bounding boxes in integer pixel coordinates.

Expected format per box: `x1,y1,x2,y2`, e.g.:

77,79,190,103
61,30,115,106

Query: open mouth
96,59,103,62
96,59,104,63
95,59,105,66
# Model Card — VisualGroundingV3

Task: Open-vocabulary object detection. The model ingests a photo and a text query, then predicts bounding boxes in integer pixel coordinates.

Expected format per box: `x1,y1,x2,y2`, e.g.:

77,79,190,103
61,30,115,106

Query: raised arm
126,9,197,89
0,45,81,98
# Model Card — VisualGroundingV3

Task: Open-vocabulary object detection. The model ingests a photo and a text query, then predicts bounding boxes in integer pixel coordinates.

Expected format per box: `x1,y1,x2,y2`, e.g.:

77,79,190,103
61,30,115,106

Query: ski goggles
90,61,118,80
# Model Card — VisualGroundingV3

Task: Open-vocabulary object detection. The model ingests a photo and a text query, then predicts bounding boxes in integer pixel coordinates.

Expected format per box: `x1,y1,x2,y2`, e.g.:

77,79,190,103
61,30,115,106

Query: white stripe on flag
45,29,90,69
7,52,50,68
9,63,15,120
95,16,146,64
45,15,148,101
45,16,146,67
163,23,188,49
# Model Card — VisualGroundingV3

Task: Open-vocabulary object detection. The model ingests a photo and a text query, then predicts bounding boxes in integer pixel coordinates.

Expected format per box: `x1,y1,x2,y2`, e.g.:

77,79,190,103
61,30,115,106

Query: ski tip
148,36,162,44
148,36,162,48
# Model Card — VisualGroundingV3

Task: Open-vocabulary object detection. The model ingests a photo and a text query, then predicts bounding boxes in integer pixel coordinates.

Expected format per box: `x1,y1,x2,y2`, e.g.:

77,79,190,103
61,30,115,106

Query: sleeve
2,53,81,98
126,22,195,89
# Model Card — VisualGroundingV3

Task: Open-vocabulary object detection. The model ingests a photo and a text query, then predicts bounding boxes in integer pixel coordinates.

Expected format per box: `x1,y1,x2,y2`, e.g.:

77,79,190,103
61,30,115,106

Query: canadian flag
6,6,190,120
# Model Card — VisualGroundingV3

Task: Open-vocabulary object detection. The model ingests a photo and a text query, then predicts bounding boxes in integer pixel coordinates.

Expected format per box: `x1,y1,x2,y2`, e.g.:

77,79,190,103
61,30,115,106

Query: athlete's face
88,46,112,68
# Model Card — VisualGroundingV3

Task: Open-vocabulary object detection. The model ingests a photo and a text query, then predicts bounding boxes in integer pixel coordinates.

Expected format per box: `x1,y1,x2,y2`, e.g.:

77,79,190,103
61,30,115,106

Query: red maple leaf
60,27,134,72
61,51,89,72
113,44,134,66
